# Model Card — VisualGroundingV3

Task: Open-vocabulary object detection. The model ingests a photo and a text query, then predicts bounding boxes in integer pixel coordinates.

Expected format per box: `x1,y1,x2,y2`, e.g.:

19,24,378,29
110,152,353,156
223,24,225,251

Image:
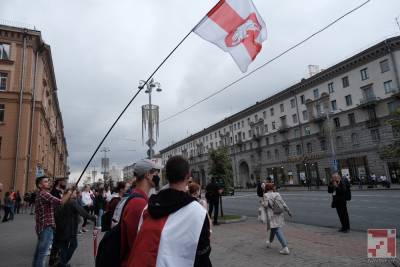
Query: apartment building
0,24,68,194
160,36,400,188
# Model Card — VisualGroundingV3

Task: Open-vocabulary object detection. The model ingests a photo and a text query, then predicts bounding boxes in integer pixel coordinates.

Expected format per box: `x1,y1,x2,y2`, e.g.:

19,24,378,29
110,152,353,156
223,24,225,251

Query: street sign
146,138,156,147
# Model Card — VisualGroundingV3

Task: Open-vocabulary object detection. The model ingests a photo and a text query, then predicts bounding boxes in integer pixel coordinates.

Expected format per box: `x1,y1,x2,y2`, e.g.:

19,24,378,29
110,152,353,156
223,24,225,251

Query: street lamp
139,78,162,159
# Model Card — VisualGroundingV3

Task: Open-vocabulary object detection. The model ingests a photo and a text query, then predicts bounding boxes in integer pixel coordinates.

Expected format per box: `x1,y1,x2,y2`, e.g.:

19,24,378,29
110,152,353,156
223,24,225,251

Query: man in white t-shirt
81,185,93,232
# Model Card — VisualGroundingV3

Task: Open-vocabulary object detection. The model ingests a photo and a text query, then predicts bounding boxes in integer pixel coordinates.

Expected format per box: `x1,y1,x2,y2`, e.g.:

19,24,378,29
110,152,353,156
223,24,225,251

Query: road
222,190,400,235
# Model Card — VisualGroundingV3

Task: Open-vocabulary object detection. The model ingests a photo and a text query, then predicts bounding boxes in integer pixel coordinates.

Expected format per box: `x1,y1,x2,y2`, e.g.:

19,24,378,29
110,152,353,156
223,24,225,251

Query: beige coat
262,191,290,229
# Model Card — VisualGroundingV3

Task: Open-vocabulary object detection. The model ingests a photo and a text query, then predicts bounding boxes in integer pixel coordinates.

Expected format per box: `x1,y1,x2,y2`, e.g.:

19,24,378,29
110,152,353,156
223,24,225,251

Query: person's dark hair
166,156,190,184
35,176,48,188
116,181,126,192
264,183,275,192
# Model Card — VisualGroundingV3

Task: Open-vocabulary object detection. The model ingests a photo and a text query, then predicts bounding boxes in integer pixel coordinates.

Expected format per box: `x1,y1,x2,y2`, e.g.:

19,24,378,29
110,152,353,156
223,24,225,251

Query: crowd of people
29,156,214,267
0,183,36,222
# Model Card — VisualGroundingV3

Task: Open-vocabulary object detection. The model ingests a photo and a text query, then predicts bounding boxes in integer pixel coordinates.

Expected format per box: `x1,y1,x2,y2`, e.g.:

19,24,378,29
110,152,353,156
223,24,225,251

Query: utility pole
100,147,110,180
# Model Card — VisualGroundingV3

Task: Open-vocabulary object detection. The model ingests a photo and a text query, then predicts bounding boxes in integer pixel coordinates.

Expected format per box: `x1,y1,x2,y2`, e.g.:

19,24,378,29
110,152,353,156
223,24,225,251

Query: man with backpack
328,173,351,233
95,159,158,267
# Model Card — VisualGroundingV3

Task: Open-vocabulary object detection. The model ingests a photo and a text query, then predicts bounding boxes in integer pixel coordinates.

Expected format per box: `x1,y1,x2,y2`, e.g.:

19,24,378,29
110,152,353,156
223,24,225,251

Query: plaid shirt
35,190,61,234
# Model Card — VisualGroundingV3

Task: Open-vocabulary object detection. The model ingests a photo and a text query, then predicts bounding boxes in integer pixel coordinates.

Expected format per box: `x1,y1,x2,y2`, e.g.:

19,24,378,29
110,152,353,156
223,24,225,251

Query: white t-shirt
81,191,93,206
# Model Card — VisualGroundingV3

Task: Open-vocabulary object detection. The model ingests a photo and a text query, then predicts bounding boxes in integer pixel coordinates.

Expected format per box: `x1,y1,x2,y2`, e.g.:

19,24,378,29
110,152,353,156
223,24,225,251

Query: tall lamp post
139,78,162,159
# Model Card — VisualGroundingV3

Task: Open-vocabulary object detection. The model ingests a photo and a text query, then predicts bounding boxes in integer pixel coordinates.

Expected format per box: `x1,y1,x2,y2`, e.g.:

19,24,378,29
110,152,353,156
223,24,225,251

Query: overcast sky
1,0,400,181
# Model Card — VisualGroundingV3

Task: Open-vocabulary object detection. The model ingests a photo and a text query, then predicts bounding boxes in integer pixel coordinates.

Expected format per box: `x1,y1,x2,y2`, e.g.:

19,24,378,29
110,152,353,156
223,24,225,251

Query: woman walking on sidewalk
262,183,292,255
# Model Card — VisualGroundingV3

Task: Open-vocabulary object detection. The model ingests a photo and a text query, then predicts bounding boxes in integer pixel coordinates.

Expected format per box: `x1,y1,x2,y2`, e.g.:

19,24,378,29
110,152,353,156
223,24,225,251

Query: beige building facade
0,24,68,194
160,36,400,188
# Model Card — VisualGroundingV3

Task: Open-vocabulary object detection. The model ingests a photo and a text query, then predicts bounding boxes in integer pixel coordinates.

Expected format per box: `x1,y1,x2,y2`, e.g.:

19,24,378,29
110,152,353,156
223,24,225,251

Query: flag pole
74,3,219,187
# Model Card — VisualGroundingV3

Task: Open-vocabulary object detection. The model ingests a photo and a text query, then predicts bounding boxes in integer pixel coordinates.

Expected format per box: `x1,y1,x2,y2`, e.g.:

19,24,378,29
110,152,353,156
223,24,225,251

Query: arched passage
239,161,250,187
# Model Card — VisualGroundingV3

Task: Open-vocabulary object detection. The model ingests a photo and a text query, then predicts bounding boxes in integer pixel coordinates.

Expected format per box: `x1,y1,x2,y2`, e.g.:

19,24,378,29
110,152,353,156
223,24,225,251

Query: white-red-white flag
194,0,267,72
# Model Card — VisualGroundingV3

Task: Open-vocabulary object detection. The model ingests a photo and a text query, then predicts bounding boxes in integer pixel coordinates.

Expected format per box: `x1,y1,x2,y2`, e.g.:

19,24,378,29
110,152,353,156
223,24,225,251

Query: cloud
2,0,400,182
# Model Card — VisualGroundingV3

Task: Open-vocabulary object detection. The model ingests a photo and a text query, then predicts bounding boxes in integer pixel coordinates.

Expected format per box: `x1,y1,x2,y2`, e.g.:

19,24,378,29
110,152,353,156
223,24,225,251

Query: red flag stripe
208,0,245,34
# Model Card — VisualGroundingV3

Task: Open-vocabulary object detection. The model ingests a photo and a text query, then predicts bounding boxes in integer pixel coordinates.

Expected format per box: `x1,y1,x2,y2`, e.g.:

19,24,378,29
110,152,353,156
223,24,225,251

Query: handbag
258,206,267,223
268,196,284,215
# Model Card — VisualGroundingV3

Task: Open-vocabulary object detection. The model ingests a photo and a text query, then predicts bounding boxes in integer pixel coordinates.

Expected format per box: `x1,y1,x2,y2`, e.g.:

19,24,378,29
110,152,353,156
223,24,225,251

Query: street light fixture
139,78,162,159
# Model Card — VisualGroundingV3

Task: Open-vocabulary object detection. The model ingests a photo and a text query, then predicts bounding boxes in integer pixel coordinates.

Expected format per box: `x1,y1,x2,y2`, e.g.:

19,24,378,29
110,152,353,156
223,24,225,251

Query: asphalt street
222,190,400,235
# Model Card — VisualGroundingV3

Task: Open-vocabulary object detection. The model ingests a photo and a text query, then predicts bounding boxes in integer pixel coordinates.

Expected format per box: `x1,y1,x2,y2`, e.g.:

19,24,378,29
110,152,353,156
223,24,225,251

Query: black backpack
95,193,144,267
257,183,264,197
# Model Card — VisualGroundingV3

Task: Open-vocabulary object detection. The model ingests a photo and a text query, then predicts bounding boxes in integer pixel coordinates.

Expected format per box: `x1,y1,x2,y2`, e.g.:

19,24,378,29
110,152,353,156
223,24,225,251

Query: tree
208,146,233,189
379,108,400,159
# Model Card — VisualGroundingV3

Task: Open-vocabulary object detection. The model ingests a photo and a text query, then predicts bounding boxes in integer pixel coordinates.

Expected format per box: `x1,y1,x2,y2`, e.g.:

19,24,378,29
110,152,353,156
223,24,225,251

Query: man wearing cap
120,159,159,267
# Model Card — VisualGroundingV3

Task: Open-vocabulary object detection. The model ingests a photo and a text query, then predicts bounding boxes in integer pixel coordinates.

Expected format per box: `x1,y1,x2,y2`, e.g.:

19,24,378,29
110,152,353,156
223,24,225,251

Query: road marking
223,194,255,199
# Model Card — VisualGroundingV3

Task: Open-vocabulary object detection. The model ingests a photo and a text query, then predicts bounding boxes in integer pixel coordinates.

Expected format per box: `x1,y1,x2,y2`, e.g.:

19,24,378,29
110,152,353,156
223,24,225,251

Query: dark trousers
208,199,219,224
82,206,91,227
2,206,10,222
58,237,78,267
336,203,350,230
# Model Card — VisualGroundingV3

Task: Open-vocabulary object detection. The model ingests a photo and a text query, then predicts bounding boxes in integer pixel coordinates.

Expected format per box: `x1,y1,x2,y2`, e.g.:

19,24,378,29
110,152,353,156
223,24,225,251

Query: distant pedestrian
81,185,94,232
328,173,351,233
371,173,377,188
2,192,12,222
262,183,292,255
205,177,222,225
30,190,37,215
102,181,128,231
15,191,22,214
94,188,106,230
23,191,31,213
306,178,311,191
32,176,72,267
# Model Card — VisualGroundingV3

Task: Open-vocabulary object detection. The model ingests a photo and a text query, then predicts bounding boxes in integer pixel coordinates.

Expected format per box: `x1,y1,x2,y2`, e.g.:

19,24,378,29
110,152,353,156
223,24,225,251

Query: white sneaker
279,247,290,255
265,241,272,248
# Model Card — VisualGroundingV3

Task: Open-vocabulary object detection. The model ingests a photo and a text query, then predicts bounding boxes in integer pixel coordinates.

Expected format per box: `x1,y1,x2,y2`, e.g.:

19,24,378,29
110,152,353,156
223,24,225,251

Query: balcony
366,118,380,128
236,138,243,146
359,95,379,108
252,133,262,142
392,89,400,99
278,124,289,134
311,113,327,124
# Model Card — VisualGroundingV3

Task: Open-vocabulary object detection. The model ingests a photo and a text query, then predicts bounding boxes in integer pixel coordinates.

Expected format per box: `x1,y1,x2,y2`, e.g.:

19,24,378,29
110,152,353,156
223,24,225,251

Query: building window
384,80,393,94
238,122,241,129
392,126,400,138
333,117,340,128
0,73,7,91
371,129,380,141
313,88,319,99
294,128,300,138
304,126,311,135
274,149,279,159
360,68,369,80
266,137,269,145
351,133,359,145
328,82,334,93
388,101,400,113
285,147,290,156
302,110,308,121
296,144,302,155
270,108,274,116
290,99,296,108
255,114,258,121
300,95,305,104
272,121,276,130
348,113,356,125
263,110,266,119
0,104,4,122
267,150,271,159
215,132,217,138
264,124,268,133
242,132,245,140
307,142,312,153
345,95,352,106
331,100,337,111
280,103,284,113
273,135,278,143
247,118,250,125
292,114,298,124
0,43,10,60
248,130,252,138
336,136,343,148
316,104,322,115
320,139,327,151
234,124,237,130
0,136,2,155
241,121,244,127
342,76,349,88
380,59,390,73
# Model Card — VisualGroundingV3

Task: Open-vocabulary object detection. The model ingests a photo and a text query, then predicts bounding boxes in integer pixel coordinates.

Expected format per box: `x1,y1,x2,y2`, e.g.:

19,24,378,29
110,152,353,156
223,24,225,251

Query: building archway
239,161,250,187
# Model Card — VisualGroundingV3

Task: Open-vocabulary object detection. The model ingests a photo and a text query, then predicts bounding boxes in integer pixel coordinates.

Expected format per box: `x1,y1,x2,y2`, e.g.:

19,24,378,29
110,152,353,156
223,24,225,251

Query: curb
219,215,247,224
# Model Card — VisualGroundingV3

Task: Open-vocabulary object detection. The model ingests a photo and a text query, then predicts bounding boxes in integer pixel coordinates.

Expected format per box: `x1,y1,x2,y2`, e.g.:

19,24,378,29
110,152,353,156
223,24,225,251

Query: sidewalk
0,214,399,266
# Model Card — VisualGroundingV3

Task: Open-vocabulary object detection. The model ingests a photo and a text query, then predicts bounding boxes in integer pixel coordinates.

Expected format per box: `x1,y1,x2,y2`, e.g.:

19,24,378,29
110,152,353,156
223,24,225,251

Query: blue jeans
32,226,54,267
97,209,104,228
9,203,15,220
59,236,78,266
269,227,288,248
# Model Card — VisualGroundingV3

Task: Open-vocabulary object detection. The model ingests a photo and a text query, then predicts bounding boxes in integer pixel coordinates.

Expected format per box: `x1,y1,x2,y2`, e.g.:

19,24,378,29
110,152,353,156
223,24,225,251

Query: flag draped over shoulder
194,0,267,72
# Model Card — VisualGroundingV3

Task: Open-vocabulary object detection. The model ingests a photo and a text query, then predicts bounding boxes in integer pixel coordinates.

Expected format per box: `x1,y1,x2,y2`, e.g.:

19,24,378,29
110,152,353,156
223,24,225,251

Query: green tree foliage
379,108,400,159
208,146,233,188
